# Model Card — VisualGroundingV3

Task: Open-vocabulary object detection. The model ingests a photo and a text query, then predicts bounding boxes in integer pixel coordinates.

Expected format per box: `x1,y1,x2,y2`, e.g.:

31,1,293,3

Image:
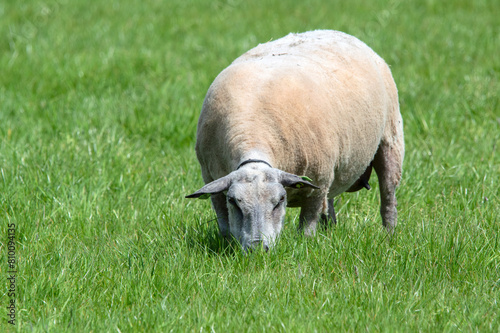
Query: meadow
1,0,499,331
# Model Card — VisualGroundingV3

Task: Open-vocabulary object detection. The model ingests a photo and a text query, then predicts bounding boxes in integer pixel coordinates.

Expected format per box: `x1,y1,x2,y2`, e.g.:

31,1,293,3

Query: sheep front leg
210,193,231,238
299,195,330,236
320,197,337,227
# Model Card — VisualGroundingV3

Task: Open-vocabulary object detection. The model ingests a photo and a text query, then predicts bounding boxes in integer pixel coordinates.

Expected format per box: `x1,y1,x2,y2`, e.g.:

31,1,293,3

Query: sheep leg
320,197,336,227
299,195,329,236
373,142,403,232
210,193,231,238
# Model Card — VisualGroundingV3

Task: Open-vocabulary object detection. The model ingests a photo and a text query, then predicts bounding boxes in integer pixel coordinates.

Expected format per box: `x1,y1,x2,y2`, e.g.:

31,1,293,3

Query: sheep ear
280,172,320,189
185,176,232,199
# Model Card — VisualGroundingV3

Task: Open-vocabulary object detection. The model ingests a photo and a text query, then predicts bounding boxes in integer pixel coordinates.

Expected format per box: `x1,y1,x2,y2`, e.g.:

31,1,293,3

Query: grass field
1,0,499,331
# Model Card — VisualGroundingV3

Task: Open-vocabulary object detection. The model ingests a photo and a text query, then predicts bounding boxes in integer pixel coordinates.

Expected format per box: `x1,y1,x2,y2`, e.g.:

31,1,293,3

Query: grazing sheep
186,30,404,251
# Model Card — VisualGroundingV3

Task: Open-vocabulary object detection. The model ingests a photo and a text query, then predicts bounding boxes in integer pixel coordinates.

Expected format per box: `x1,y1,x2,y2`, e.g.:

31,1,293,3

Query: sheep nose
251,240,269,252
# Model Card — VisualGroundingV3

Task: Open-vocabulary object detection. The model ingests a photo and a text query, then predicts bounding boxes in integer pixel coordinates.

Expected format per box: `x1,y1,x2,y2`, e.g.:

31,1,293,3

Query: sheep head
186,164,319,251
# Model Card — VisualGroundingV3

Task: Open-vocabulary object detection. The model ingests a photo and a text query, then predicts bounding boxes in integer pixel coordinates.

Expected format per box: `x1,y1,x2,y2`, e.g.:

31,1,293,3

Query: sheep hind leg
320,198,336,228
372,141,403,232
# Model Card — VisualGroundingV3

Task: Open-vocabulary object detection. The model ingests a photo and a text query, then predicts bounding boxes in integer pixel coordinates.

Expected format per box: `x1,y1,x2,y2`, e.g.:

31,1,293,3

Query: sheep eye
228,197,243,217
274,196,285,210
228,197,239,207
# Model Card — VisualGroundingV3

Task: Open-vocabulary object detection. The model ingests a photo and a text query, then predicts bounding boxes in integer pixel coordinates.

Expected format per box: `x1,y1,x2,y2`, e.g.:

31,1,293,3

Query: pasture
1,0,499,331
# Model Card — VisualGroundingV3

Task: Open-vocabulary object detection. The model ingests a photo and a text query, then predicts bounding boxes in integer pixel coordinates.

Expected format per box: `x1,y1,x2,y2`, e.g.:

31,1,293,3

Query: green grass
1,0,499,331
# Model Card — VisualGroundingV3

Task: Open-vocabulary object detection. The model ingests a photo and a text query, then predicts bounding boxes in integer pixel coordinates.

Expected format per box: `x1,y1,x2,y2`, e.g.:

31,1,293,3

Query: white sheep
187,30,404,251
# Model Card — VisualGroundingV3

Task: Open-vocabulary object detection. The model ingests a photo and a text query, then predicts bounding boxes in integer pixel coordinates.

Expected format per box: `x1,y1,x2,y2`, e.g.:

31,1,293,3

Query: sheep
186,30,404,251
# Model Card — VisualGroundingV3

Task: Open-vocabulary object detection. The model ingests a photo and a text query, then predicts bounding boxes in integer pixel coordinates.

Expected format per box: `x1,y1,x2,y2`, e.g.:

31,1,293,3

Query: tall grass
1,0,499,331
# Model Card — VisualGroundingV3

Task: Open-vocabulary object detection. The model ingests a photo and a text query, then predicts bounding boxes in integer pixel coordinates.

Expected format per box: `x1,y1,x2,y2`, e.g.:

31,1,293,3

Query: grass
1,0,499,331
